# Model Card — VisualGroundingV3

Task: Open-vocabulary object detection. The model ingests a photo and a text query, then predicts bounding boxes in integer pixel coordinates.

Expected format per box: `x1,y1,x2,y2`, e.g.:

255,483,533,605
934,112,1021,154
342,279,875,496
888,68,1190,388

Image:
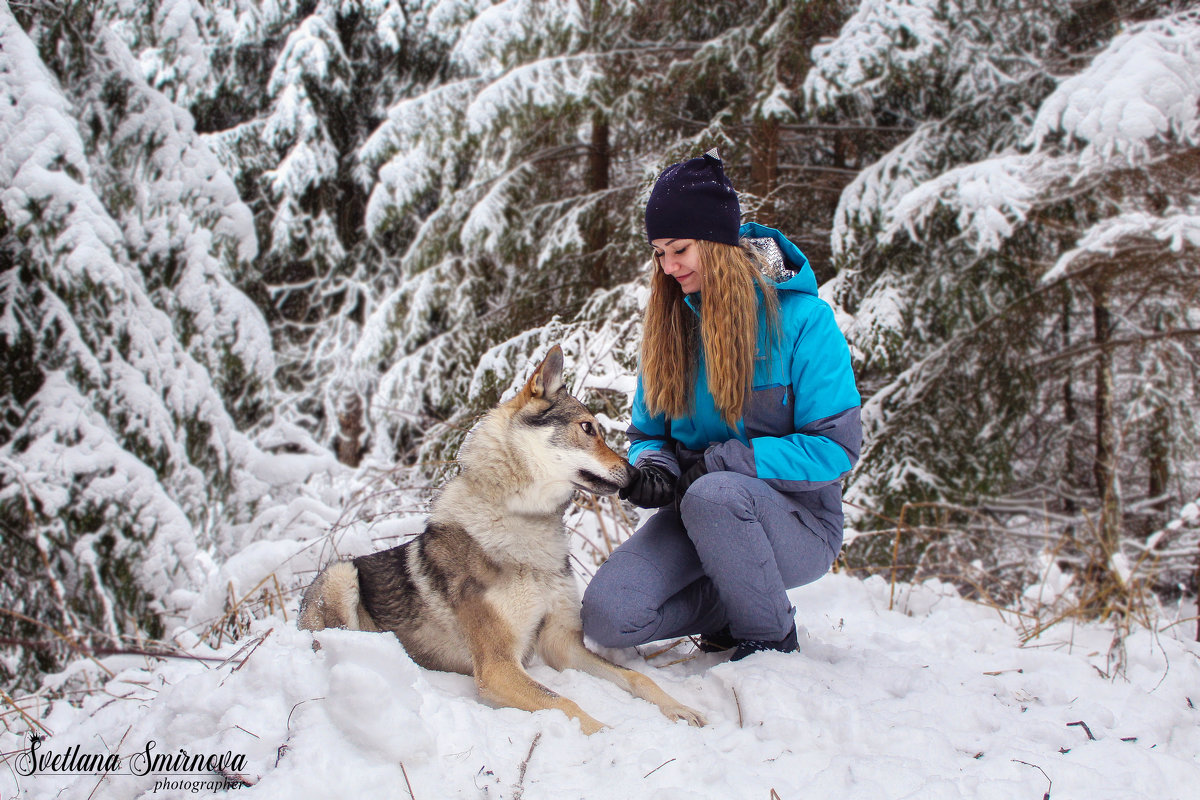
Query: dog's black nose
620,461,637,489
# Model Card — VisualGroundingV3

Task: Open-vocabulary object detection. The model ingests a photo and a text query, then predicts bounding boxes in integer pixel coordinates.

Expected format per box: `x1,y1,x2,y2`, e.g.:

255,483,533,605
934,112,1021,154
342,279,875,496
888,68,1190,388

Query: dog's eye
580,421,595,437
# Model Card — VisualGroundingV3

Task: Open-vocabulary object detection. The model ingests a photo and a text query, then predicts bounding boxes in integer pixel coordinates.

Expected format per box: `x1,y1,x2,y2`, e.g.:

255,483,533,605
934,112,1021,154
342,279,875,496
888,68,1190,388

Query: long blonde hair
640,240,780,426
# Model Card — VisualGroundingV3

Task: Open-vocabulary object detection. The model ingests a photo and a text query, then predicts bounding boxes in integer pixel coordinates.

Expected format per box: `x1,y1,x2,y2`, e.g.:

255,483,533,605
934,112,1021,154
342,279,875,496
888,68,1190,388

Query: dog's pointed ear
528,345,565,399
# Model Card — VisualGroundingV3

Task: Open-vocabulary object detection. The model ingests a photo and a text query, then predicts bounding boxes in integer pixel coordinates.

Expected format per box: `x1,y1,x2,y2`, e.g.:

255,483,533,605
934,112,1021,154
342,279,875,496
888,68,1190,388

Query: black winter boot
729,626,799,661
694,626,738,653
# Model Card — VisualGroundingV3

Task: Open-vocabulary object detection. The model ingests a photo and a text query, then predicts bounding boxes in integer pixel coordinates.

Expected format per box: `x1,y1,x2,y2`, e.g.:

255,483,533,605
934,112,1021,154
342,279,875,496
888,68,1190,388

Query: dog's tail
297,562,377,632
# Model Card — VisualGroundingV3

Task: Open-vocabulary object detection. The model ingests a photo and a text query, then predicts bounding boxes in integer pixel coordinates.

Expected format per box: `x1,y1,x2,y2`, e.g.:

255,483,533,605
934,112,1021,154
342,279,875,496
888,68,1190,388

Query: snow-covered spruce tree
0,1,273,688
804,0,1076,573
116,1,460,466
358,0,630,470
254,4,369,462
250,1,473,467
107,0,303,276
810,1,1200,599
123,0,302,116
1024,8,1200,597
357,0,855,471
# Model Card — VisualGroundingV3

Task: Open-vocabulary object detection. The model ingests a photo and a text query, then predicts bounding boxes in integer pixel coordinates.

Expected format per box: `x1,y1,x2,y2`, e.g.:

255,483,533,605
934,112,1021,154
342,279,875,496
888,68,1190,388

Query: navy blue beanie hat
645,149,741,246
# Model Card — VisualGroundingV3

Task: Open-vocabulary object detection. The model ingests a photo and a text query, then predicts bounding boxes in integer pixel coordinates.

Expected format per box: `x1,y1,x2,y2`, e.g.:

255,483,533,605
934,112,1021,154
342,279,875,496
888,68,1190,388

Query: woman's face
651,238,702,294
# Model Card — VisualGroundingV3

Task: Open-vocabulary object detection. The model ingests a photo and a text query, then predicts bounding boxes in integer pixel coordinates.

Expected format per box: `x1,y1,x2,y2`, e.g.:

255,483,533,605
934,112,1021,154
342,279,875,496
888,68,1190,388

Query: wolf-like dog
299,346,705,734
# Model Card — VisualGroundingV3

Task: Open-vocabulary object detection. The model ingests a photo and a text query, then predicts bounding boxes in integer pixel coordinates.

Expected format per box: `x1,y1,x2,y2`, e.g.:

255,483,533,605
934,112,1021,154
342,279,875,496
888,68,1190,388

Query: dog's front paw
577,713,608,736
662,703,706,727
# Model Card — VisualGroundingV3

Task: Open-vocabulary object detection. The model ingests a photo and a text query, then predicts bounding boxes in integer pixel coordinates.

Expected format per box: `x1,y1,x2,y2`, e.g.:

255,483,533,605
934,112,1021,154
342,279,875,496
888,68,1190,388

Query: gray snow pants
581,470,838,647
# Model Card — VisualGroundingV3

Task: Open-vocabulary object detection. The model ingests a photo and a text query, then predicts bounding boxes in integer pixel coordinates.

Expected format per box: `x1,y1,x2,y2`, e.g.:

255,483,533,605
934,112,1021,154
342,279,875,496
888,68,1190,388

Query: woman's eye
653,250,664,259
674,246,688,255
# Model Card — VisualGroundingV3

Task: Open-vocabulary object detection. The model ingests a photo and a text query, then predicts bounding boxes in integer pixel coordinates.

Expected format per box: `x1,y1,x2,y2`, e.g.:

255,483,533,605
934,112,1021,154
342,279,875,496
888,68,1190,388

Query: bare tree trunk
749,117,780,227
336,393,364,467
585,114,610,287
1092,278,1120,554
1142,307,1171,520
1146,313,1170,516
1062,289,1079,520
1195,544,1200,642
1146,404,1169,505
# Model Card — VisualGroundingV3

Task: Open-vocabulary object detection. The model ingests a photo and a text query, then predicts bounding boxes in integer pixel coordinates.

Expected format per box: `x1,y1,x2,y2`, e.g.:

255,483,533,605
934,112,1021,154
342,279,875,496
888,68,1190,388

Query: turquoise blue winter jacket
627,223,862,550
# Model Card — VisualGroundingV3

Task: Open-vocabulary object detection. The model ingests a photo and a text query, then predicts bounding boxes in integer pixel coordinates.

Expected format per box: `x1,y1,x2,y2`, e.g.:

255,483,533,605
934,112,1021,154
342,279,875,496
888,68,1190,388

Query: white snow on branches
1030,12,1200,162
1045,208,1200,283
804,0,949,115
884,154,1039,254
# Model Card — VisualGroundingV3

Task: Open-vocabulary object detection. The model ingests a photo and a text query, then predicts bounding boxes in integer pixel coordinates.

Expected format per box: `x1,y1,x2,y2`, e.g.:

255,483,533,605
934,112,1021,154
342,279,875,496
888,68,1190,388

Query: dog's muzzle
576,465,631,496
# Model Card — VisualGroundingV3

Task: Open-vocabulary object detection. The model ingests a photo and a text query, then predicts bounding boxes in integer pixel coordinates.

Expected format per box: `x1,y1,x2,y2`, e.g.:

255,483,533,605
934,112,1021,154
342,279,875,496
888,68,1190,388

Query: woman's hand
675,458,710,499
619,464,676,508
673,457,710,513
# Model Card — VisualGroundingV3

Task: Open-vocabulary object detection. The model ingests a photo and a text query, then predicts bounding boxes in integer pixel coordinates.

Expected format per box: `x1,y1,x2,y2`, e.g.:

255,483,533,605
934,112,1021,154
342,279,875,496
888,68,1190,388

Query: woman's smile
651,237,703,293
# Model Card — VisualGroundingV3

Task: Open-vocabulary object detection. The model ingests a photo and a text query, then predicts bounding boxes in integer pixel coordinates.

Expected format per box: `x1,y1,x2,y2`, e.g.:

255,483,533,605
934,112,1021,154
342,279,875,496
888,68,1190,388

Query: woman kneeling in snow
582,151,862,661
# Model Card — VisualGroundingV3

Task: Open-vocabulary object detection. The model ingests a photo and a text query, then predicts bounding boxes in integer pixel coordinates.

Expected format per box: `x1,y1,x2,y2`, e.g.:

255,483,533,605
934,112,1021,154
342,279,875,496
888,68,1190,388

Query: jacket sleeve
626,375,682,477
706,299,861,492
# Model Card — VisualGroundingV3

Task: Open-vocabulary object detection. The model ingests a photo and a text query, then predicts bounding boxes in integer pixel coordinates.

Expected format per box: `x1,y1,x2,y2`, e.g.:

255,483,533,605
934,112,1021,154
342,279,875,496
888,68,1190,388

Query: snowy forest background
1,0,1199,694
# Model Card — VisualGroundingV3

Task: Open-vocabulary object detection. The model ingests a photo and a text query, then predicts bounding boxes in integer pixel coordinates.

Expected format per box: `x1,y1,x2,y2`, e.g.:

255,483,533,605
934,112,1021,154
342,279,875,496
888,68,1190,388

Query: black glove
619,464,676,508
674,457,710,510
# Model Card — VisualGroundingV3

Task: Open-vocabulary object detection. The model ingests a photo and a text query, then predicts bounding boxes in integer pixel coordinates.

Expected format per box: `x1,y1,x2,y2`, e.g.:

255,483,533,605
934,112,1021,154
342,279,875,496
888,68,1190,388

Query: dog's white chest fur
479,518,573,628
487,564,564,650
437,481,570,570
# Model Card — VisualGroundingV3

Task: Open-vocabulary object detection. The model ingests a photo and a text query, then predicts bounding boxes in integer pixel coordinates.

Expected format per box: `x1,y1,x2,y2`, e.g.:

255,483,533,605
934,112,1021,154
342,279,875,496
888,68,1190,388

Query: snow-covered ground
4,568,1197,799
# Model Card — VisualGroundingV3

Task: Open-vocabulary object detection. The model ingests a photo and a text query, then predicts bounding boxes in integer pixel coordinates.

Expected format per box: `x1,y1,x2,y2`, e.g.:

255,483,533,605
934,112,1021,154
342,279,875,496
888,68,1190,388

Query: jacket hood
739,222,818,297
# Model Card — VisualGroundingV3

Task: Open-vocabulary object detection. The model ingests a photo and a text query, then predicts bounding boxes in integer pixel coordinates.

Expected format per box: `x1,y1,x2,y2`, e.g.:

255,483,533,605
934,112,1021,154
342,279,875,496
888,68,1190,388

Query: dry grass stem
0,687,51,735
85,724,130,800
400,761,417,799
272,574,289,623
1011,758,1053,800
203,574,279,646
653,653,700,668
512,731,542,800
0,608,114,678
642,757,676,779
641,639,687,660
840,496,1191,668
230,628,274,673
